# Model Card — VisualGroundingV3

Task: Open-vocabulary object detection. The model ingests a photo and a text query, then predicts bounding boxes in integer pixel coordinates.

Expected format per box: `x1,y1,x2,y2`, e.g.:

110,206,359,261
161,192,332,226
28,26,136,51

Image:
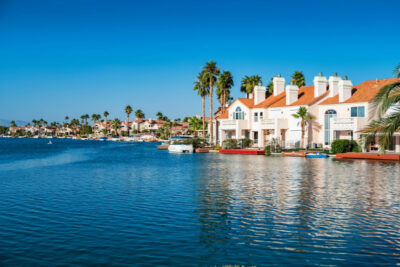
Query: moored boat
167,137,194,153
305,152,328,158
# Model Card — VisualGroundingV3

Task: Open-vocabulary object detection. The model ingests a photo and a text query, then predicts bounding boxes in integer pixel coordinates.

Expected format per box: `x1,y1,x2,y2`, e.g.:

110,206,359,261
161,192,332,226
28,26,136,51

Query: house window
259,112,263,120
254,112,258,122
233,107,244,120
324,109,337,145
351,106,365,117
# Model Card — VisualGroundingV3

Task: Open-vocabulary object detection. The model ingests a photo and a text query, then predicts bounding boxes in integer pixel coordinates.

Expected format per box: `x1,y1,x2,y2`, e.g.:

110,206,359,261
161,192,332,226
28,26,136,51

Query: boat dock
219,149,265,155
336,152,400,161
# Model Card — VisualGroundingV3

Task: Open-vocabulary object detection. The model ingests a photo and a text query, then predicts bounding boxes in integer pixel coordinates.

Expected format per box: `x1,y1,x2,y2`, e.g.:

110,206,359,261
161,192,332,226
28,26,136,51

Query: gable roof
253,91,286,108
270,85,329,108
237,98,255,108
319,78,399,105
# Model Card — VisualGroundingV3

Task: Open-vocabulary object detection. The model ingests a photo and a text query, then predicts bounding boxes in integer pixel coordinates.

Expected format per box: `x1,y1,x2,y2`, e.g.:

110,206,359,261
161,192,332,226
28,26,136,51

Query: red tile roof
237,98,255,108
270,85,329,107
216,111,228,119
253,92,286,108
319,78,399,105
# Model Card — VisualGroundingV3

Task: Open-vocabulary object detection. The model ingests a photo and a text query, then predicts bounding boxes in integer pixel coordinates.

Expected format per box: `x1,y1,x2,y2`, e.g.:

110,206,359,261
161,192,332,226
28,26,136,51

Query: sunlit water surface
0,138,399,266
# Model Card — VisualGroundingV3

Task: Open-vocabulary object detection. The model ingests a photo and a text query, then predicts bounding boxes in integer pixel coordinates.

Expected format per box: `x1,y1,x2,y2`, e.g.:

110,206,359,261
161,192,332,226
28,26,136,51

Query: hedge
331,139,361,154
222,139,238,149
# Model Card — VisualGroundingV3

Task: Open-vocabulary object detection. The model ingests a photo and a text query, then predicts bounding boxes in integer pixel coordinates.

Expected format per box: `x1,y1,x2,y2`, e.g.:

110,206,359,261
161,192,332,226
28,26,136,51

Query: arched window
324,109,337,145
233,107,244,120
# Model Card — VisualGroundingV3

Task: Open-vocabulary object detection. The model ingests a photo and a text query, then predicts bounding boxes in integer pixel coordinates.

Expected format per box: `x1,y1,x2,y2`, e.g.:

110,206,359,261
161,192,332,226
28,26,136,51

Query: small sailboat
47,140,52,145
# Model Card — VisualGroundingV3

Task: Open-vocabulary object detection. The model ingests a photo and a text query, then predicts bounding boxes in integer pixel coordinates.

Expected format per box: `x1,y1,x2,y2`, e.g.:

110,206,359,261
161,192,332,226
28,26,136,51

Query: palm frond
371,81,400,117
393,62,400,78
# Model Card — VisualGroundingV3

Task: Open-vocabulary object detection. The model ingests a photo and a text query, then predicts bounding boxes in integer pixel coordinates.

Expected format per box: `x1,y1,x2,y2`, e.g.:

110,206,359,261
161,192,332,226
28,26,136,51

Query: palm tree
124,105,132,134
103,111,109,134
240,75,262,98
202,61,220,144
156,112,163,120
292,107,313,148
32,119,38,131
267,77,274,94
363,64,400,151
135,109,145,120
193,71,209,137
111,118,121,136
291,71,306,88
188,116,203,135
80,115,85,126
91,114,101,130
134,109,145,132
84,114,89,126
10,120,16,127
216,71,234,113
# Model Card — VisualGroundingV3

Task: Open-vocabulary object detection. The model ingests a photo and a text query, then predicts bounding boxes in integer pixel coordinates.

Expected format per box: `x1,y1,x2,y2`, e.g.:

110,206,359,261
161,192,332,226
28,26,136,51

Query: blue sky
0,0,399,123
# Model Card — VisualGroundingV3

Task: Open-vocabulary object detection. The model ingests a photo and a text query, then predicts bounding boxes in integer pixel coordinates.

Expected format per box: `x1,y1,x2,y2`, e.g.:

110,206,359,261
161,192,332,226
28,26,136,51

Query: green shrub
222,139,238,149
214,146,222,150
331,139,360,153
241,138,253,148
264,145,271,156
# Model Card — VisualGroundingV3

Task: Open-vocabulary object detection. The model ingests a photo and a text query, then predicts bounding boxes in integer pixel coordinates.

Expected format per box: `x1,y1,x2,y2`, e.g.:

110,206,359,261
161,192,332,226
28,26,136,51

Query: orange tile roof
237,98,255,108
319,78,399,105
216,111,228,119
253,92,286,108
270,85,329,107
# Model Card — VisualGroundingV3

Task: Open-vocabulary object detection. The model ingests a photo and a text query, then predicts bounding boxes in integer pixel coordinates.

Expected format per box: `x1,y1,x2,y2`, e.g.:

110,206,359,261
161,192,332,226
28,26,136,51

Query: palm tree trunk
209,81,213,145
301,120,305,148
127,115,130,135
202,95,205,137
223,88,226,113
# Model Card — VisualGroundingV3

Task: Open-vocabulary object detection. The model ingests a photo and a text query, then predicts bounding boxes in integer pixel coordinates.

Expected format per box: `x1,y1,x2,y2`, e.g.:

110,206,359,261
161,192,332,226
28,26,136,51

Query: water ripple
0,139,399,265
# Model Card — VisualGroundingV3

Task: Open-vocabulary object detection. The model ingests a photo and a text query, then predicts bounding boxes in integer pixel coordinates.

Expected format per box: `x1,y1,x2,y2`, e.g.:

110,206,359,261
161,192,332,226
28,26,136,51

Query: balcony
260,118,288,130
220,119,249,130
330,117,367,131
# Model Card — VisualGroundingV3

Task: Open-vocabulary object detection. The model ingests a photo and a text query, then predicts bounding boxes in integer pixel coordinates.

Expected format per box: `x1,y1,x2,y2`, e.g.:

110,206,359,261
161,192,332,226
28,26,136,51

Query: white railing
221,120,236,126
260,118,288,129
331,117,367,130
260,118,275,129
220,120,237,130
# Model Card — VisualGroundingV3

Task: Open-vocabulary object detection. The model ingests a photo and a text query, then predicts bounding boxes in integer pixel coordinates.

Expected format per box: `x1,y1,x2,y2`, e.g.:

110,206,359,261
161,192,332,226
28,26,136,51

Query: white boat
111,137,120,142
124,137,135,142
168,143,194,153
33,135,39,139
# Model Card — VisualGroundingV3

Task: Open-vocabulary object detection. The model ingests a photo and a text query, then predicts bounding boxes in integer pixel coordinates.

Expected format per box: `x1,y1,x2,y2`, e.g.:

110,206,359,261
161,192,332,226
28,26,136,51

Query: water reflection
195,155,400,264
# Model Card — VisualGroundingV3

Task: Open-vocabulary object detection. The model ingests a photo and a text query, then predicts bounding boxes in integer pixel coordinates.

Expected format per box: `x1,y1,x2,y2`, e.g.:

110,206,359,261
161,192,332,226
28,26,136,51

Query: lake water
0,138,399,266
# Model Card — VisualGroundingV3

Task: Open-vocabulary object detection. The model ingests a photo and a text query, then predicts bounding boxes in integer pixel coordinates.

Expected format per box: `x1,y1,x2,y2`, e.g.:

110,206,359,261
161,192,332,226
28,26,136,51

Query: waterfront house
212,74,400,153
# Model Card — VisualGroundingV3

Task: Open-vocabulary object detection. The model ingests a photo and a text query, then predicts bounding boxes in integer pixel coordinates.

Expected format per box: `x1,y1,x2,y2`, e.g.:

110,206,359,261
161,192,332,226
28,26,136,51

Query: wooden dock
282,150,323,157
219,149,265,155
336,152,400,161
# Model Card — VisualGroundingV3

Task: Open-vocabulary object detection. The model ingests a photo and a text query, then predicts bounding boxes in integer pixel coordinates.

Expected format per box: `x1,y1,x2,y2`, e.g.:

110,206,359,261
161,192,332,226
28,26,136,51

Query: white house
213,73,400,153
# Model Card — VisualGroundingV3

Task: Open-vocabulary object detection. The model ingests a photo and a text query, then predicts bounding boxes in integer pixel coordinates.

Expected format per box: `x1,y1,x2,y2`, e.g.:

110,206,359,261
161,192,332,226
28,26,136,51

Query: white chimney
249,93,253,99
338,76,353,103
273,74,285,96
328,73,341,97
254,85,266,105
313,72,327,98
286,83,299,105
